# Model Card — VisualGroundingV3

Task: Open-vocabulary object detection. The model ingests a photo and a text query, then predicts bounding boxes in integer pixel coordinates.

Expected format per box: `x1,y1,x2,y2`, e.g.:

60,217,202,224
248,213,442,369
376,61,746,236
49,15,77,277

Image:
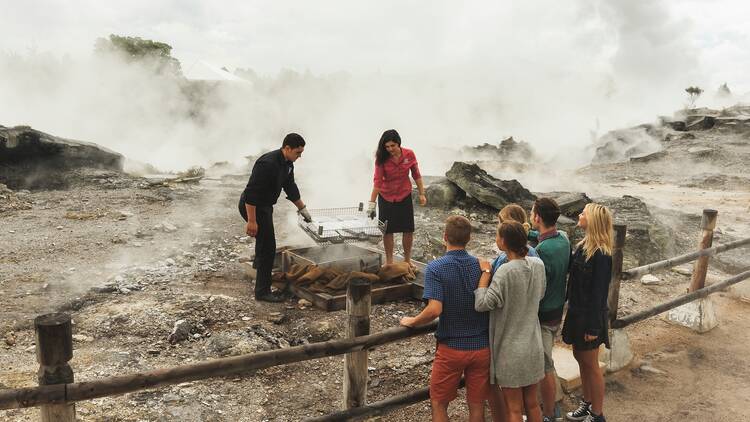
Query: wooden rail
620,237,750,281
0,321,437,411
304,379,466,422
612,269,750,328
4,208,750,421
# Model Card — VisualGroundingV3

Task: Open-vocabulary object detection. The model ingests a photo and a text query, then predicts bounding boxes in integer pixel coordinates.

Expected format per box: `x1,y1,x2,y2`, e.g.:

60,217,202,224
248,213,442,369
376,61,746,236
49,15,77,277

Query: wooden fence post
689,209,718,292
35,313,76,422
608,224,627,323
343,278,371,409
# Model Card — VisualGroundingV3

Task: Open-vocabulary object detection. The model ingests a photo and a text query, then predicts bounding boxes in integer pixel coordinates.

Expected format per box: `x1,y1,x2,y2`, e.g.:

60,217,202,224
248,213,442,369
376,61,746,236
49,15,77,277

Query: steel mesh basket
298,203,386,244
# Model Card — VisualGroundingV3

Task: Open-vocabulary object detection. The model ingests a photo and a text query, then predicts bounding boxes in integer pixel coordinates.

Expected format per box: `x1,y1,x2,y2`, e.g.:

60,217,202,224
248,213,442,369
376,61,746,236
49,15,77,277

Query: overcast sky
1,0,748,92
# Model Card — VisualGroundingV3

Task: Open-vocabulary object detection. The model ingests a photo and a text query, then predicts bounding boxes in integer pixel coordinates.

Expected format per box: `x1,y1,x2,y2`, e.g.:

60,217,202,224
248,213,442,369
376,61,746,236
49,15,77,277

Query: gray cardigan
475,257,546,387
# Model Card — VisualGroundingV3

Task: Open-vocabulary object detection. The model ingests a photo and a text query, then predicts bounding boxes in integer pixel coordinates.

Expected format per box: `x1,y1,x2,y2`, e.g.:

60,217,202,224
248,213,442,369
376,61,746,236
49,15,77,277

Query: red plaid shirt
373,147,422,202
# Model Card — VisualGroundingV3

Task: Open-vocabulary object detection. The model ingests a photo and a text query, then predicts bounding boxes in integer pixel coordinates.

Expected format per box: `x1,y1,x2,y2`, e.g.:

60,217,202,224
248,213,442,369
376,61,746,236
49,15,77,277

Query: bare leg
488,385,507,422
402,232,414,264
540,372,557,418
573,349,593,403
522,384,542,422
383,233,394,265
431,400,450,422
468,401,486,422
579,349,605,415
501,387,524,422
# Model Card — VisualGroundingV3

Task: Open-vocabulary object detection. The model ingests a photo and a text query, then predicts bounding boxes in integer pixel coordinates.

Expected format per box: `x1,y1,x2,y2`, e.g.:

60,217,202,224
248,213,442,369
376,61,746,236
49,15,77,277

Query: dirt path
605,295,750,422
1,177,750,421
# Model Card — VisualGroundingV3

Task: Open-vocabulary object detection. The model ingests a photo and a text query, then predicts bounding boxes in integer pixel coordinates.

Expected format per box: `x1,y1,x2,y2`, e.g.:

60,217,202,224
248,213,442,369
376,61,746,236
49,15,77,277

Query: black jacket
566,247,612,336
241,149,301,208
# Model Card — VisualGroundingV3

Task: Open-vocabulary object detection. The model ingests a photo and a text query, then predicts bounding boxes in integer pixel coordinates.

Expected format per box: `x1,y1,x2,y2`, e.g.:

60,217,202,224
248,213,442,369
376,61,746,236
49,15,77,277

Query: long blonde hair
578,203,613,260
498,204,531,234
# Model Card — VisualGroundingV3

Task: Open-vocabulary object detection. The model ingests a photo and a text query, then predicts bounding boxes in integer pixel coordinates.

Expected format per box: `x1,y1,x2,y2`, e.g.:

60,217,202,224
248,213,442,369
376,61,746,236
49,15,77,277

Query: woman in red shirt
368,129,427,266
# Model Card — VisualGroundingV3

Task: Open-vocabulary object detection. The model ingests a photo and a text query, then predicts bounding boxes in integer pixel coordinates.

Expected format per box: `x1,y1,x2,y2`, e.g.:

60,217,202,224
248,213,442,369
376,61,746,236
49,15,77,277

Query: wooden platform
271,244,427,312
289,282,415,312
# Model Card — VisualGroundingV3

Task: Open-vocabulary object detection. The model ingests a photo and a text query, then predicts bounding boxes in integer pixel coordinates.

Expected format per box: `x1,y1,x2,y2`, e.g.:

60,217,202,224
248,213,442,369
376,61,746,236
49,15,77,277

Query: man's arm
400,299,442,327
282,168,301,203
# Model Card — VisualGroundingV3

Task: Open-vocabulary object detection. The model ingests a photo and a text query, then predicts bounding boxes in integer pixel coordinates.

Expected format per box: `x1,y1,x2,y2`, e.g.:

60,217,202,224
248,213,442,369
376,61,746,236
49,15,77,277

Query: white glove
367,201,376,219
298,206,313,223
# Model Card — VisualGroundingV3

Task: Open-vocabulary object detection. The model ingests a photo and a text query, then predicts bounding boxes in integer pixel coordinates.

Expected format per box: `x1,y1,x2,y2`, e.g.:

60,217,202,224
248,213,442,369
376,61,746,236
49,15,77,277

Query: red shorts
430,343,491,404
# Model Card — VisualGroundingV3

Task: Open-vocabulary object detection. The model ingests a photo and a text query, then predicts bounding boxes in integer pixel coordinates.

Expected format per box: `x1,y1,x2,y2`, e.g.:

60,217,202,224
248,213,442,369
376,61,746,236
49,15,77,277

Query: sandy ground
1,172,749,421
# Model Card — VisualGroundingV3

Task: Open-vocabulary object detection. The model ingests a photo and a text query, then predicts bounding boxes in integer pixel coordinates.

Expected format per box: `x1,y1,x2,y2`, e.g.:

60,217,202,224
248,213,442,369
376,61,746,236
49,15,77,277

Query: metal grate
298,203,386,244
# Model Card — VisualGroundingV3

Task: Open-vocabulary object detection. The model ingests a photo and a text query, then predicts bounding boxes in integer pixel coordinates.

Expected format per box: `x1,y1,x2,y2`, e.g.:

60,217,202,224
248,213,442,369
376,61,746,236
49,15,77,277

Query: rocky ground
1,108,750,421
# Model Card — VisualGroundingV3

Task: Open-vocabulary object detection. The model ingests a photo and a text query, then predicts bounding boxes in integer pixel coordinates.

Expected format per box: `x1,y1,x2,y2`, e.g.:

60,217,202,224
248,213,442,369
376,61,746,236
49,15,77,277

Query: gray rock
445,162,536,210
640,274,662,285
425,178,465,208
168,319,191,344
0,125,123,190
307,320,339,342
541,192,592,218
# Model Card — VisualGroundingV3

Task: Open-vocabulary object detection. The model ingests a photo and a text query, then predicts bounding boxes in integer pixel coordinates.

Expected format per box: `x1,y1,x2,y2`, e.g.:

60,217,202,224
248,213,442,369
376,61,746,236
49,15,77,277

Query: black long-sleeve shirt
566,247,612,336
242,149,301,207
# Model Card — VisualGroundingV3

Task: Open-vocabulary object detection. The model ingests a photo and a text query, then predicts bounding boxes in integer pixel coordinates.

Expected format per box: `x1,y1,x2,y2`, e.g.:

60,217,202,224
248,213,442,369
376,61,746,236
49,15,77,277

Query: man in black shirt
239,133,312,302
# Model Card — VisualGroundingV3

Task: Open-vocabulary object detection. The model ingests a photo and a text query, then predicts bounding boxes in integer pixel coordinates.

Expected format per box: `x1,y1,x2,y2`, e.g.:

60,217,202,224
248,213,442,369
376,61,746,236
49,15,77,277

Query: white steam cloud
1,0,748,206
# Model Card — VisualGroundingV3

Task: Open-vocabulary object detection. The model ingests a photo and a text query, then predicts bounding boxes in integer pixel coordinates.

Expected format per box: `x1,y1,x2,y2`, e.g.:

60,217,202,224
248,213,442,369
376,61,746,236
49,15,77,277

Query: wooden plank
0,322,439,410
291,283,415,312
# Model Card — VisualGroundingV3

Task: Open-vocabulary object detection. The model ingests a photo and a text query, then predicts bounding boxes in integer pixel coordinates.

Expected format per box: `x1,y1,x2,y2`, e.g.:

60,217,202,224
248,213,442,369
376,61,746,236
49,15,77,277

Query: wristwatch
482,268,491,274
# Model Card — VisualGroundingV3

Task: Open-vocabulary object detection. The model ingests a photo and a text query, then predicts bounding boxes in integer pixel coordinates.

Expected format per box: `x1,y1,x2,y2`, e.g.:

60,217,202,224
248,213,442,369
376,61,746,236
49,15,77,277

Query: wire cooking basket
298,202,386,244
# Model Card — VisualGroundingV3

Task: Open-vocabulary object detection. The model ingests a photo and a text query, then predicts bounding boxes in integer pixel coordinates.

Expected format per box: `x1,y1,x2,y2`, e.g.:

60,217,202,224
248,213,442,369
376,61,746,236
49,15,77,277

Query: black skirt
378,193,414,234
562,309,610,350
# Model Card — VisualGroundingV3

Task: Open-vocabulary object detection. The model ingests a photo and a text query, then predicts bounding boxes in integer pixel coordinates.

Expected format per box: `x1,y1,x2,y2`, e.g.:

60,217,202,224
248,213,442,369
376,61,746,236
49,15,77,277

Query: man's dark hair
532,197,561,227
445,215,471,247
282,133,306,149
375,129,401,166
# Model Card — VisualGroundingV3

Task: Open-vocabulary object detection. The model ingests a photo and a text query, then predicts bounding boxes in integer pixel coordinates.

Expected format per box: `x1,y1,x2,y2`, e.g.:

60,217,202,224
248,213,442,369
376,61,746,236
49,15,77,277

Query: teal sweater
535,230,570,322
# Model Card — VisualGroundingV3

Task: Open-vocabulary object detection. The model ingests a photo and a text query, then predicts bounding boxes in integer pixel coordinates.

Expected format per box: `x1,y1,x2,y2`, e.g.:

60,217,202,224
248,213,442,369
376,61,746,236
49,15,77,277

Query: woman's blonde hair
498,204,531,234
578,203,614,260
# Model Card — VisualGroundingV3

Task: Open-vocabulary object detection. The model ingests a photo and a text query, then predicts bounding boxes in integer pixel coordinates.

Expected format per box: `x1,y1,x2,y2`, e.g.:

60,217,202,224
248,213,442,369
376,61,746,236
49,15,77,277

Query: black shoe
255,292,285,303
566,400,591,421
583,413,606,422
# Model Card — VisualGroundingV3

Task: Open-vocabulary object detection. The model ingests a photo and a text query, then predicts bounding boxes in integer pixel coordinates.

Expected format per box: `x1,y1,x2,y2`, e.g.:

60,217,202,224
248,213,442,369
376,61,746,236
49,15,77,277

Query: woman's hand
479,259,491,272
584,334,597,342
418,194,427,206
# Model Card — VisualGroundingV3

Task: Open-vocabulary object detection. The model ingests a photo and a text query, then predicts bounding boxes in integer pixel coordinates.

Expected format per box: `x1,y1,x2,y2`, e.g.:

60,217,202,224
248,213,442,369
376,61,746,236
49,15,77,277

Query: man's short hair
445,215,471,247
533,197,561,227
282,133,306,149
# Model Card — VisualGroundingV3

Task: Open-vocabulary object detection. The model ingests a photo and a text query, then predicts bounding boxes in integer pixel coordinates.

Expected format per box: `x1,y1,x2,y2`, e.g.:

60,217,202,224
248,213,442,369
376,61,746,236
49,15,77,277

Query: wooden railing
2,209,749,421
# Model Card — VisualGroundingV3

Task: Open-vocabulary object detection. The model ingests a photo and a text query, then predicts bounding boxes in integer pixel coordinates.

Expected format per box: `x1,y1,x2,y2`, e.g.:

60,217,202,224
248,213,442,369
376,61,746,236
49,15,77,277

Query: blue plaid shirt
423,250,489,350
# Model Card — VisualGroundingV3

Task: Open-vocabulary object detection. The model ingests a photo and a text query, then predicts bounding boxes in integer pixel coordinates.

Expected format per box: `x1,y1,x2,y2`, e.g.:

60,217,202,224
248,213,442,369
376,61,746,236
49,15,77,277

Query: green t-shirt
536,230,571,321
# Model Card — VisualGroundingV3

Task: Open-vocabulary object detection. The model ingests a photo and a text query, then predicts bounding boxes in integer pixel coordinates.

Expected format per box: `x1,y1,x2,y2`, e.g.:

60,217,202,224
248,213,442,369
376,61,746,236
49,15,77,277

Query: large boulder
0,125,124,190
425,178,465,208
539,192,592,219
445,162,536,210
594,195,671,268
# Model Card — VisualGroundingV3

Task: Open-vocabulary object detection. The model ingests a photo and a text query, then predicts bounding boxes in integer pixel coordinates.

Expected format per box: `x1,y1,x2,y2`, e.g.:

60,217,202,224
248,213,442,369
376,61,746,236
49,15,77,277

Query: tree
95,34,182,76
685,86,703,109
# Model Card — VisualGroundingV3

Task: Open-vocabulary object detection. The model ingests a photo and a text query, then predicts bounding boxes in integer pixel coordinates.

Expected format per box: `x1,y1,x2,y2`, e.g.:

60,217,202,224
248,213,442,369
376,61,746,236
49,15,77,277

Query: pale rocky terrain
1,106,749,421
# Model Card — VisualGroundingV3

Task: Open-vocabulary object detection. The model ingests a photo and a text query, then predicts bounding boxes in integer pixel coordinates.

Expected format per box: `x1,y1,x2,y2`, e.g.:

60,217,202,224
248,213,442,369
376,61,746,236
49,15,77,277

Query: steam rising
1,0,748,206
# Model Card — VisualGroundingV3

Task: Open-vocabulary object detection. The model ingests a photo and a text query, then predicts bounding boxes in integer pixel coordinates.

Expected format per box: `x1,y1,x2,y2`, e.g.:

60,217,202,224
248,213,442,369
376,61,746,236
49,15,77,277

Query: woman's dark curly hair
375,129,401,166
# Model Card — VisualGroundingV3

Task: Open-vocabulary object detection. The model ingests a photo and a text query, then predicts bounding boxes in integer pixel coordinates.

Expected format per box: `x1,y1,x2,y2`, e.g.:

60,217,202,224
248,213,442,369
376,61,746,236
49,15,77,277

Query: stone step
553,345,607,392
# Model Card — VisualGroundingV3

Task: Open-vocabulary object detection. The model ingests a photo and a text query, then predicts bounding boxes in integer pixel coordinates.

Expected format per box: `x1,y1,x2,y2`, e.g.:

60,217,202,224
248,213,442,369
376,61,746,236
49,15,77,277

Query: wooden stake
689,209,718,292
608,225,627,323
343,278,371,409
35,313,76,422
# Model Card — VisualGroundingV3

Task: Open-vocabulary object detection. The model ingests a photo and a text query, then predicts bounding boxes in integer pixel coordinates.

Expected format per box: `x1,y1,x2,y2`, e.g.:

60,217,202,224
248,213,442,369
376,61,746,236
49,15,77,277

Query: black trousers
253,206,276,297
